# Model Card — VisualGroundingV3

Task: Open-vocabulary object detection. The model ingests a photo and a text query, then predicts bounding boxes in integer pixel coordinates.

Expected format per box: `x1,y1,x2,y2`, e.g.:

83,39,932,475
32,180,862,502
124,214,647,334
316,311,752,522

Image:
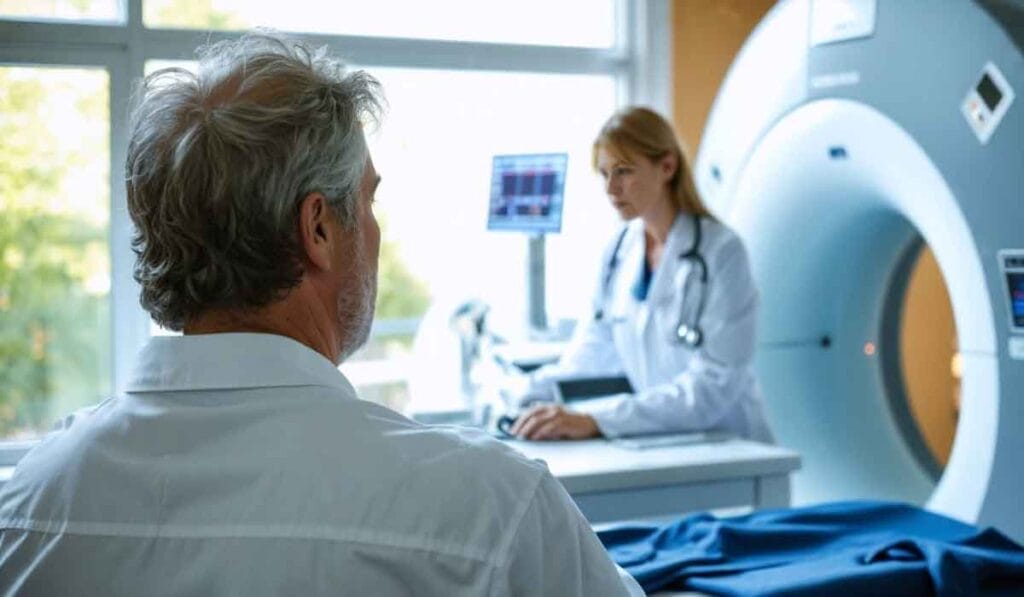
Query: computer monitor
487,153,568,234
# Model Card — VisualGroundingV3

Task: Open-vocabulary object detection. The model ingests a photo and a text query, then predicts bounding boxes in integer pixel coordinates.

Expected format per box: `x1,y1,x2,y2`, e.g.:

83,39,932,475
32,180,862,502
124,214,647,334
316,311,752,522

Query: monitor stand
527,234,547,333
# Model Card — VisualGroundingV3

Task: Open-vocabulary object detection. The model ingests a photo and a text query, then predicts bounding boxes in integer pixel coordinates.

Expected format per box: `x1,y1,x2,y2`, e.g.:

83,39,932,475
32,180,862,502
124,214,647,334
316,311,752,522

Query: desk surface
505,437,800,495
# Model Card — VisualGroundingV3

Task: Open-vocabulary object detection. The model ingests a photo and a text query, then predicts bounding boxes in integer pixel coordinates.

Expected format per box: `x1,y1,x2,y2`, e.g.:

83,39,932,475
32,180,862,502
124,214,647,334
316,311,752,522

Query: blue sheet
597,501,1024,595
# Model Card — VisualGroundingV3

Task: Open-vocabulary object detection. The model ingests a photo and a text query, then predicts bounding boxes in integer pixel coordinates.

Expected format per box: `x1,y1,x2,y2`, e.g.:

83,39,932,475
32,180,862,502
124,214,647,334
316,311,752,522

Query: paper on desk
613,431,733,451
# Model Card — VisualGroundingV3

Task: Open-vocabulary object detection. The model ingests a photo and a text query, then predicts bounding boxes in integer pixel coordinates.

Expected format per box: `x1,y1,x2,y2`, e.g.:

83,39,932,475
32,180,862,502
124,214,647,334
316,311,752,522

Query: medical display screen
978,73,1004,111
487,153,567,234
1007,272,1024,328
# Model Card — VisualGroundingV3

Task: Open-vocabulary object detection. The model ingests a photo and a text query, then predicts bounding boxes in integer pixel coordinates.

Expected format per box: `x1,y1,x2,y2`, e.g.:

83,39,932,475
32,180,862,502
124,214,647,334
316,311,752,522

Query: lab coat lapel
617,224,649,384
640,215,694,379
635,217,676,385
643,214,690,329
647,214,690,305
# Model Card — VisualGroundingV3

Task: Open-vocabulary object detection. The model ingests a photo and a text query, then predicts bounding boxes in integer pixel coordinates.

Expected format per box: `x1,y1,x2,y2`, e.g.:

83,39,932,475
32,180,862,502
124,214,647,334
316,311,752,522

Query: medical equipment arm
492,471,644,596
513,239,630,405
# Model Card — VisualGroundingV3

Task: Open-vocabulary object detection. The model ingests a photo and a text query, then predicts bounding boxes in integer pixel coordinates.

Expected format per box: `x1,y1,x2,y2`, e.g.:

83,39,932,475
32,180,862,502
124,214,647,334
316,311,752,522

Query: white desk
504,437,800,524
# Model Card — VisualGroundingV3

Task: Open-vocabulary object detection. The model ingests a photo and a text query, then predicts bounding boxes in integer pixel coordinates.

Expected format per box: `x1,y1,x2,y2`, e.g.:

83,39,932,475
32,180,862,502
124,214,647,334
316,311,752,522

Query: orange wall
671,0,776,153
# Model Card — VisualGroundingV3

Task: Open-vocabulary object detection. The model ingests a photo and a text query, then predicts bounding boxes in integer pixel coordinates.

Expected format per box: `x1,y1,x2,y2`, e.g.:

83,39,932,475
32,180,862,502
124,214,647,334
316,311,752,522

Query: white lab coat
529,214,774,442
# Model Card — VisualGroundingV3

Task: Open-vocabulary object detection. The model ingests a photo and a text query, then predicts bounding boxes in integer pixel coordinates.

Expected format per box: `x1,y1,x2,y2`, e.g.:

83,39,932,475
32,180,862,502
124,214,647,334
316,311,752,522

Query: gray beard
335,237,377,363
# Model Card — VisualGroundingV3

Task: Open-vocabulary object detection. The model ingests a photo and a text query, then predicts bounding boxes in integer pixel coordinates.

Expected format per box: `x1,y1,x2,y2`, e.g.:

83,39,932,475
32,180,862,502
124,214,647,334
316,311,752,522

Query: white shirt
0,333,641,596
530,214,774,442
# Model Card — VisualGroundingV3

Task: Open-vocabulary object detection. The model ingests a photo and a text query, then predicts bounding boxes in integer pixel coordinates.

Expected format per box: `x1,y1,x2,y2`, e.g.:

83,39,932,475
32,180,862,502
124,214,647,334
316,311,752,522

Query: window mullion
110,23,150,396
0,20,128,50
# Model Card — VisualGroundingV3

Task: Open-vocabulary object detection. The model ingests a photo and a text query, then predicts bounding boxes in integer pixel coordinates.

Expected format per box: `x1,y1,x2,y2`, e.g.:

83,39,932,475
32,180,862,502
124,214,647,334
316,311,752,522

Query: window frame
0,0,671,464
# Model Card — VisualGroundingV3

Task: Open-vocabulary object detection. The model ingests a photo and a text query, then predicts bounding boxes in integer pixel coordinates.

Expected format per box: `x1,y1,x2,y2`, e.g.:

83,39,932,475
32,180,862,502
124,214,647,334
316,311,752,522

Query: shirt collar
126,333,355,395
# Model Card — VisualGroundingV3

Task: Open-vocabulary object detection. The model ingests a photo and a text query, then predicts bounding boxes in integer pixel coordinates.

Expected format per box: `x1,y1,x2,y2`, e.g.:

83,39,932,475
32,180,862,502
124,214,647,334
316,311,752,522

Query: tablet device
553,375,633,404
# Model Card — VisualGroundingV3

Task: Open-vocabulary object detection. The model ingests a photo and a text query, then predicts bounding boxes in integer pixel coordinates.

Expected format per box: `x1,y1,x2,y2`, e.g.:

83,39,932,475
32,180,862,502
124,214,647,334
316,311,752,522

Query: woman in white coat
509,107,773,443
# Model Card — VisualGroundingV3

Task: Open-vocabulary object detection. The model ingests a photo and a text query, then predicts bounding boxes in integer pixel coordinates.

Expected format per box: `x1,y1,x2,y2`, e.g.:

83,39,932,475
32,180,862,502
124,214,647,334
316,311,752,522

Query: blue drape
598,501,1024,595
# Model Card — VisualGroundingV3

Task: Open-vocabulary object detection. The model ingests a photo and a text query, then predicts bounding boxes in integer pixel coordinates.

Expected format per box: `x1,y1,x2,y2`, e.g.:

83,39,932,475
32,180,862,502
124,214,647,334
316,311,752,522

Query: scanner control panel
999,250,1024,335
962,62,1015,144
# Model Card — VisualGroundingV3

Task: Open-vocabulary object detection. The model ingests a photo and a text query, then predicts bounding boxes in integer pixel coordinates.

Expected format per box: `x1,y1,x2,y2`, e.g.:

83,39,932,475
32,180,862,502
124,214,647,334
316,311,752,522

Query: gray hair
126,31,383,331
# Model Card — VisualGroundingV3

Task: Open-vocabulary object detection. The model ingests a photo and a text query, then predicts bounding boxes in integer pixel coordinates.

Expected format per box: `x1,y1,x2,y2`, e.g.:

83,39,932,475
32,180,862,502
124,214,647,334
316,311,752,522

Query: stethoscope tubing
595,214,707,347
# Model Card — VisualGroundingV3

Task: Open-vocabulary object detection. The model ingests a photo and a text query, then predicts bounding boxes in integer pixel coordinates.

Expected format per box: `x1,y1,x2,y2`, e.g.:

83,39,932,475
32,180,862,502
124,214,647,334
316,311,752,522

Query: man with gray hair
0,33,641,596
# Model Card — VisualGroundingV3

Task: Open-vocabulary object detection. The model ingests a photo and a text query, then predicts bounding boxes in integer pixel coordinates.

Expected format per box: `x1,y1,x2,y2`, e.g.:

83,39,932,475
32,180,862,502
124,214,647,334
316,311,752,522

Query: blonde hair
592,106,712,218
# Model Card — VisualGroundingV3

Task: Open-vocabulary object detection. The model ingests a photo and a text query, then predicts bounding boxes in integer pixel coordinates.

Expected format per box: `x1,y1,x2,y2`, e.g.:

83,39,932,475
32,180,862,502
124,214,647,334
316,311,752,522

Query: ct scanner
695,0,1024,541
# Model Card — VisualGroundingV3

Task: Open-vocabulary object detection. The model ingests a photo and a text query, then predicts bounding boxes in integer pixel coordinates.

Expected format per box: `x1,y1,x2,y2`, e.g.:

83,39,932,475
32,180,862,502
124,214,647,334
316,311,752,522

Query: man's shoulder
355,400,550,485
0,400,115,517
320,401,559,548
282,393,551,501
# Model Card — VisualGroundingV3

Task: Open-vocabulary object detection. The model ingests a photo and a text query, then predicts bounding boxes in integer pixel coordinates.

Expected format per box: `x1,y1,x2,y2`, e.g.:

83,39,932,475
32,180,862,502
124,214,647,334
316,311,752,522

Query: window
0,0,119,22
144,0,616,48
0,0,665,451
0,66,111,441
344,67,619,413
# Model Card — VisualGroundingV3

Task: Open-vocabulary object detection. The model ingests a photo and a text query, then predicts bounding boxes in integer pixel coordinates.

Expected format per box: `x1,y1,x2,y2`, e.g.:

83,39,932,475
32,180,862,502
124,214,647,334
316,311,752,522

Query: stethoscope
594,214,708,348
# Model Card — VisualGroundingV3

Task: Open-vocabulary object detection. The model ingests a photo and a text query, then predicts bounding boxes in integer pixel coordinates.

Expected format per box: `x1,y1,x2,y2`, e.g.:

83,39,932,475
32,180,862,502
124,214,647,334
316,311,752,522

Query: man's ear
297,192,334,272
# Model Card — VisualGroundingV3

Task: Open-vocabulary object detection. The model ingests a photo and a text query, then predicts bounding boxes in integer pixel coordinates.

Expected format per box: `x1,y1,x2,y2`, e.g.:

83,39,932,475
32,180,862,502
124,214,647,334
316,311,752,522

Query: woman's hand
510,405,601,441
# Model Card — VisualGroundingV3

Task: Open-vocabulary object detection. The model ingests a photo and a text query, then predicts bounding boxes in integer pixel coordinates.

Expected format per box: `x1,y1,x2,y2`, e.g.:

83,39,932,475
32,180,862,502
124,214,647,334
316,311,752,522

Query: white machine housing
696,0,1024,541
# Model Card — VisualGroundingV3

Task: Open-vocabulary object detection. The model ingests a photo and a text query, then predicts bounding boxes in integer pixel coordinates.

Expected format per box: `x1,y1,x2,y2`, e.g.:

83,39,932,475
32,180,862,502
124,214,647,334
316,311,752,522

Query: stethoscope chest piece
676,323,703,348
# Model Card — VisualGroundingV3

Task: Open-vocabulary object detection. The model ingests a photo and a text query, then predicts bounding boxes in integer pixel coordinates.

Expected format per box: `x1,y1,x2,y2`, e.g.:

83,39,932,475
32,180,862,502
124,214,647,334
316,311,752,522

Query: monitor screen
1007,271,1024,328
977,73,1003,112
487,153,568,234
